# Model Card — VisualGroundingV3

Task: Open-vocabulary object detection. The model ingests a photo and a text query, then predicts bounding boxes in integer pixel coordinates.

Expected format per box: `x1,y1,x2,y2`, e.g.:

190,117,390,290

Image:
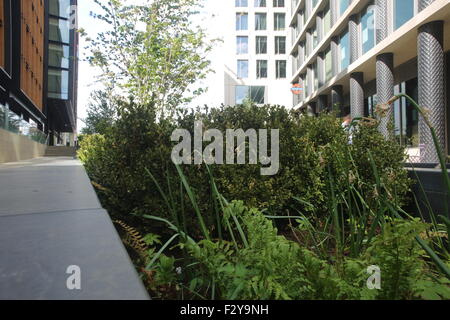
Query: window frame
236,12,248,31
275,60,286,79
236,36,249,54
256,60,268,78
255,12,267,31
256,36,267,54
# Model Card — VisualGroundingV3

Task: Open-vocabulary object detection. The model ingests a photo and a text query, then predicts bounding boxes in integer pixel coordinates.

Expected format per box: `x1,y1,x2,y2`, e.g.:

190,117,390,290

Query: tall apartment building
224,0,292,107
0,0,78,162
289,0,450,163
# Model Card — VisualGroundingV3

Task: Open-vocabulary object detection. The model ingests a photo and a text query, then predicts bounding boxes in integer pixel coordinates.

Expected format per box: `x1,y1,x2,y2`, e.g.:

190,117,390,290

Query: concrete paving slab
0,157,101,216
0,157,149,300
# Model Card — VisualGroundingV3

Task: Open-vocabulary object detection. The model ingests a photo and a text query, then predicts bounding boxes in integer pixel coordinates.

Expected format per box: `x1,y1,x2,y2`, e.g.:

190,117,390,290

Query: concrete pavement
0,157,149,299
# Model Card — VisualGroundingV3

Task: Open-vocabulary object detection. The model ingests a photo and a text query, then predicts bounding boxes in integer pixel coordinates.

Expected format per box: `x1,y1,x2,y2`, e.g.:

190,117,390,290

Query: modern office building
289,0,450,163
224,0,292,107
0,0,78,162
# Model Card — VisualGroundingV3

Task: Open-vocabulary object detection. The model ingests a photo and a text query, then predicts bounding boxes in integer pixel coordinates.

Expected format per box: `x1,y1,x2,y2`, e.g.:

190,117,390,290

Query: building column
418,21,445,163
331,36,340,76
349,15,360,64
375,0,389,44
418,0,436,11
318,95,328,113
330,0,339,26
350,72,364,119
331,85,344,114
376,53,394,139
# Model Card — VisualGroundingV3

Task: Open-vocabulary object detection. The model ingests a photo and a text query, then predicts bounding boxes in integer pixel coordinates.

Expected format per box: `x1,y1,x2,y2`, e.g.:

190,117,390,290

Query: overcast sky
76,0,227,131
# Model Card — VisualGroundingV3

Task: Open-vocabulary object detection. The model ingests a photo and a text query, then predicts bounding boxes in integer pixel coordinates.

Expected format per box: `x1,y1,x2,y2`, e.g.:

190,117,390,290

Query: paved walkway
0,157,149,299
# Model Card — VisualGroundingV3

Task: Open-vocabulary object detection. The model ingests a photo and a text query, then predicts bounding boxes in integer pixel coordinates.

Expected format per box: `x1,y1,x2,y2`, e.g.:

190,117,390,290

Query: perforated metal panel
331,37,339,76
418,21,445,163
376,53,394,139
419,0,436,11
349,15,360,63
375,0,388,44
330,0,338,26
350,72,364,119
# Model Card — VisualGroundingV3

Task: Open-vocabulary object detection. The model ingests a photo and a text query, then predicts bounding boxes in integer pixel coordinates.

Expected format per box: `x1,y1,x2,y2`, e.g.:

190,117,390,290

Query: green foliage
85,0,216,117
81,89,117,135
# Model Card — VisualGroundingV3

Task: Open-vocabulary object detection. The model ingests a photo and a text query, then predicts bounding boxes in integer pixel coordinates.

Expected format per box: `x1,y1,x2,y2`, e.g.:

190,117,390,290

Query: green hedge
78,102,411,235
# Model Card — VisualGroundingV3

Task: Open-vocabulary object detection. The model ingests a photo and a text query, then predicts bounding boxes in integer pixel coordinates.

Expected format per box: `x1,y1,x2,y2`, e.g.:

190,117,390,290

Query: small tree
81,89,117,135
84,0,216,118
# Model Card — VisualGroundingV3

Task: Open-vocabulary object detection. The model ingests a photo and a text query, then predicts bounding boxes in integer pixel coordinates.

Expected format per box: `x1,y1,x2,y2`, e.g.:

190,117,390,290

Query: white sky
77,0,227,131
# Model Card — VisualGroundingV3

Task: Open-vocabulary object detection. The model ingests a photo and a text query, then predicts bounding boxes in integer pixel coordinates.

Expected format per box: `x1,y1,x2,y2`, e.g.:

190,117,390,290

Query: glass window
339,0,350,16
250,86,265,104
237,60,249,78
49,0,71,18
312,24,319,49
256,60,268,78
49,43,70,69
49,17,70,43
235,0,248,7
361,5,375,54
236,13,248,30
313,61,318,90
394,0,414,30
254,0,266,7
340,30,350,71
273,0,285,7
325,47,332,82
393,78,419,146
312,0,319,9
235,86,265,104
236,85,249,104
255,13,267,30
48,68,69,100
256,36,267,54
274,13,285,31
276,60,286,78
323,5,331,36
236,36,248,54
275,36,286,54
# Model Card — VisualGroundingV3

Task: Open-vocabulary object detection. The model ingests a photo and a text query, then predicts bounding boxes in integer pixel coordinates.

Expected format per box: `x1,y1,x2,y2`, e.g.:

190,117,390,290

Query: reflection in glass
394,0,414,30
257,60,268,78
250,86,265,104
256,36,267,54
48,69,69,100
49,0,71,18
237,60,249,78
361,6,375,54
274,13,285,31
49,43,70,69
49,17,70,43
235,0,248,7
236,13,248,31
340,30,350,71
339,0,350,16
275,36,286,54
255,13,267,30
235,85,249,104
276,60,286,78
236,36,248,54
